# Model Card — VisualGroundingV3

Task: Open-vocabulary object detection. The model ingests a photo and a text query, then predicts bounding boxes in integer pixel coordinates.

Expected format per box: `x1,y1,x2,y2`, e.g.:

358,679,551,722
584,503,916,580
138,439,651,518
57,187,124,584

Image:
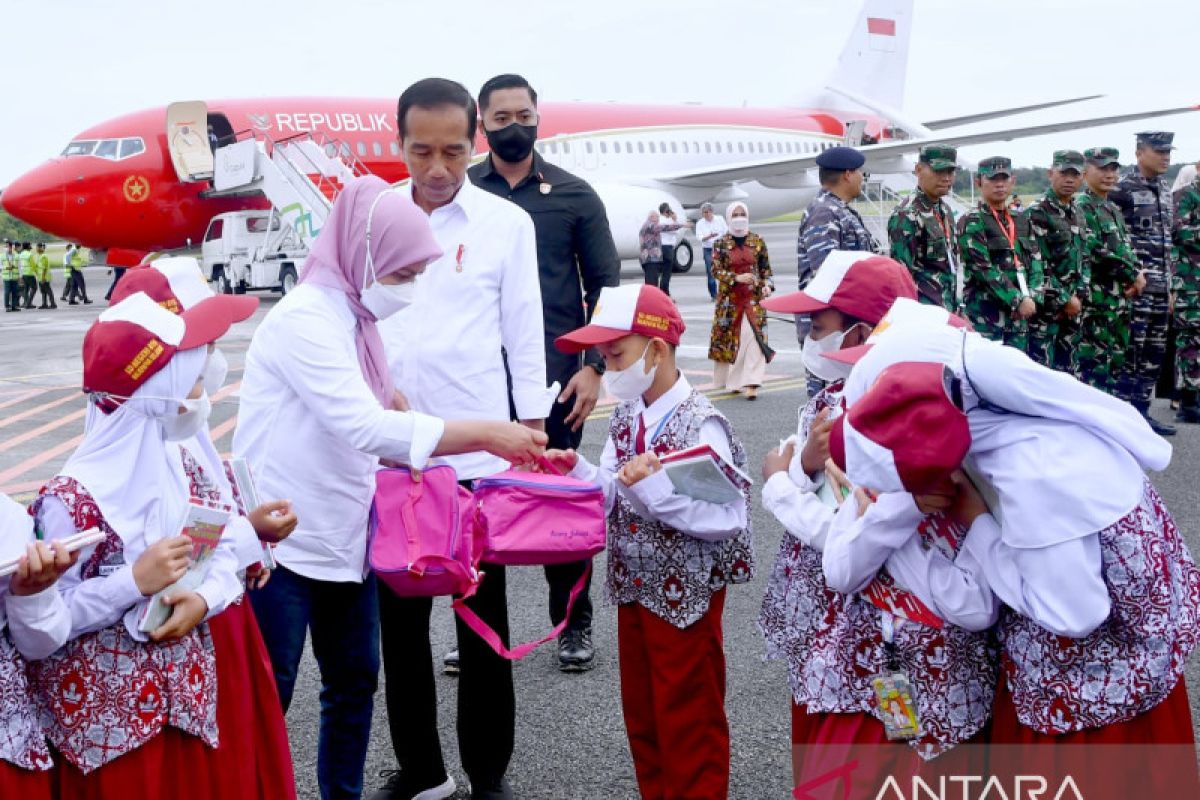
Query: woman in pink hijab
233,176,547,798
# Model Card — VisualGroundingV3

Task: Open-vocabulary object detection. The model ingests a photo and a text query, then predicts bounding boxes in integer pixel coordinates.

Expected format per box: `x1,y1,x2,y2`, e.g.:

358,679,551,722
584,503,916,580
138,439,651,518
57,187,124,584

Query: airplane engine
591,183,687,262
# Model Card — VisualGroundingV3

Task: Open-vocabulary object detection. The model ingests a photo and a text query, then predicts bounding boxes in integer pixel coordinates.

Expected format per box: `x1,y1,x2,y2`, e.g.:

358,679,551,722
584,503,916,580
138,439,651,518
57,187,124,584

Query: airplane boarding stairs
208,130,372,252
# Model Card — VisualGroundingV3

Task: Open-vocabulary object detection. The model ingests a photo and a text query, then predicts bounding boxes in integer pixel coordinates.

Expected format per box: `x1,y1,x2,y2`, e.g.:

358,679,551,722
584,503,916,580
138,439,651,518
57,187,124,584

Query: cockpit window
62,140,98,156
61,137,146,160
119,138,146,159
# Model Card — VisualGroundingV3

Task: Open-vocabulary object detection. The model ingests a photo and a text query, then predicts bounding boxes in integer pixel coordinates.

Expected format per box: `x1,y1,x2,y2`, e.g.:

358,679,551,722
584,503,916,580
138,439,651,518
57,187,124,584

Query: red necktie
635,415,647,455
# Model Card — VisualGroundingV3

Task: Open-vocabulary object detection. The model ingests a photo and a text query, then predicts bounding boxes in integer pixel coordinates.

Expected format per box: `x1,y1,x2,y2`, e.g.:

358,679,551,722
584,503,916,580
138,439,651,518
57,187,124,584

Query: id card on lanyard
871,611,923,741
989,207,1031,299
935,207,963,311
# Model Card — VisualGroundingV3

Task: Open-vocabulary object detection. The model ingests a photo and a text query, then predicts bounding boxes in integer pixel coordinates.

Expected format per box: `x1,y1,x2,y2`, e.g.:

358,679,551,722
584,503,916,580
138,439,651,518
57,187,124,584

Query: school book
659,444,752,505
0,528,106,578
138,500,230,633
225,456,277,570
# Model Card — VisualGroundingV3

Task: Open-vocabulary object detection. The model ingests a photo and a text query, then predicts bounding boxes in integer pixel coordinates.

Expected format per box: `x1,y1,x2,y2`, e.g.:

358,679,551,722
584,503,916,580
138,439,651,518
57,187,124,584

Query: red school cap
555,284,685,353
828,361,971,494
110,256,258,320
83,291,235,400
762,251,917,324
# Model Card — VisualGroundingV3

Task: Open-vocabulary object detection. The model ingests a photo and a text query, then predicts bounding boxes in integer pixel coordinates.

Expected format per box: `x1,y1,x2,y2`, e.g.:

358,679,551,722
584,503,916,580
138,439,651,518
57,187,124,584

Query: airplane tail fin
819,0,914,112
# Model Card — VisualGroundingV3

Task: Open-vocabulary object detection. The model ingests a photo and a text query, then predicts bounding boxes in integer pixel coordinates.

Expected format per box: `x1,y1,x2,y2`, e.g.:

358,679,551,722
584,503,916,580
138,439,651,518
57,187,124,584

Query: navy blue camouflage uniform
1110,167,1176,415
795,188,879,395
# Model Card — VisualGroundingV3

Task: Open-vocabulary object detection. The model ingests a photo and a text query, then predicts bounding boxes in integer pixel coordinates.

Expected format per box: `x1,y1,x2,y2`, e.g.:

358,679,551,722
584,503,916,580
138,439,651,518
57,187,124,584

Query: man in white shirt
695,202,728,300
372,78,551,800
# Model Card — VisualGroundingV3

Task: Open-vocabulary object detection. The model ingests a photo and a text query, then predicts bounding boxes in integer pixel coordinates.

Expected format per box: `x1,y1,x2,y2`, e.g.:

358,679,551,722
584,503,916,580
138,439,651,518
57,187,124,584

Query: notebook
659,444,752,505
138,501,230,633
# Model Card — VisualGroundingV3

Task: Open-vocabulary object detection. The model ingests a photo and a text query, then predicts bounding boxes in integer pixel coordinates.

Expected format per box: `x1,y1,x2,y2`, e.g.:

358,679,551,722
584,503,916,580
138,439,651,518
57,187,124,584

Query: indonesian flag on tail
867,16,897,52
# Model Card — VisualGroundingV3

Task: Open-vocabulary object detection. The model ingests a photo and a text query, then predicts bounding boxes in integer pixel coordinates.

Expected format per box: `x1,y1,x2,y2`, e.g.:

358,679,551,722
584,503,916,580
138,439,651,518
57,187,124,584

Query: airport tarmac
0,221,1196,798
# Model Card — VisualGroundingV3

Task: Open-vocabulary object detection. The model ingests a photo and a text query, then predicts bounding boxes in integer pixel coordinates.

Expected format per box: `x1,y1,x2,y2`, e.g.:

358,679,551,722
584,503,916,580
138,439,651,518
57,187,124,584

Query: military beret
1084,147,1120,166
1052,150,1085,172
977,156,1013,178
918,144,958,171
816,146,866,170
1136,131,1174,151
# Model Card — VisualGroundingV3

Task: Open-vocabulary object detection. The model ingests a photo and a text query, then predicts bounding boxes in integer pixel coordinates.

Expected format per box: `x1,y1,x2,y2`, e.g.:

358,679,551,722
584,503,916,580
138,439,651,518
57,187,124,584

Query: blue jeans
703,248,716,298
251,565,381,800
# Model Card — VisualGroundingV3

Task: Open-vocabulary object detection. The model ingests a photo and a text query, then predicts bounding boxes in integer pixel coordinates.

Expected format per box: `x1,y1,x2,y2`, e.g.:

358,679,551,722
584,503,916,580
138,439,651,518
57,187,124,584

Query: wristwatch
585,360,606,376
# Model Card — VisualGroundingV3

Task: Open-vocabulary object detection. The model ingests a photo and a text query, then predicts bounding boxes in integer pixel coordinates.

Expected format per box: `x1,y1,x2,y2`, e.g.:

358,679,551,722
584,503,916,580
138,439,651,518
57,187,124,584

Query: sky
2,0,1198,188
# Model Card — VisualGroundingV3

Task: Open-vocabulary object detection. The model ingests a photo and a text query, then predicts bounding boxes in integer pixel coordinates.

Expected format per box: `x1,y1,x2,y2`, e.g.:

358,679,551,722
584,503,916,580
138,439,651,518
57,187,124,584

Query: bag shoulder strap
452,562,590,661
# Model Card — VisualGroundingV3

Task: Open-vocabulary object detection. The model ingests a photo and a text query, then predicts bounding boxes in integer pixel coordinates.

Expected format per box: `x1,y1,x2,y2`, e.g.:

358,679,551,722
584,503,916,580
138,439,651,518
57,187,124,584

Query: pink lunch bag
369,465,479,598
452,468,607,660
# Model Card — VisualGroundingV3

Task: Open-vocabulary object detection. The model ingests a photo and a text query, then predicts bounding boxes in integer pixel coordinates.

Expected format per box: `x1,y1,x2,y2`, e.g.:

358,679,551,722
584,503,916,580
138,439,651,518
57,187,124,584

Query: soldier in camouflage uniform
955,156,1042,349
1110,131,1177,435
1074,147,1146,400
1172,163,1200,423
796,145,878,396
1026,150,1087,370
888,144,961,311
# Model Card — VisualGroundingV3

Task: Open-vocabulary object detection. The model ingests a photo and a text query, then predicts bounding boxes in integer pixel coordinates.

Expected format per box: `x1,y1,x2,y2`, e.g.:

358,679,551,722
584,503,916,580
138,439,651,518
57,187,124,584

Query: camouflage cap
1084,147,1120,167
977,156,1013,178
1136,131,1174,151
1051,149,1085,173
918,144,958,171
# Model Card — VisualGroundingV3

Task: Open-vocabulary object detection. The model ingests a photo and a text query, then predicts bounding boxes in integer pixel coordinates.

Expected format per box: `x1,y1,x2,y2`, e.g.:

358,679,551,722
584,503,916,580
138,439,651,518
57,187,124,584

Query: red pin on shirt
456,244,465,273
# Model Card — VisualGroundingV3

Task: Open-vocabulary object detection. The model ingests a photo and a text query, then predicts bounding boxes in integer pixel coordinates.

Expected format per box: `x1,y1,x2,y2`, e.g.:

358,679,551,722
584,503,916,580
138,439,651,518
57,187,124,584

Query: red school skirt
989,679,1200,798
0,759,53,799
790,704,989,800
207,597,296,800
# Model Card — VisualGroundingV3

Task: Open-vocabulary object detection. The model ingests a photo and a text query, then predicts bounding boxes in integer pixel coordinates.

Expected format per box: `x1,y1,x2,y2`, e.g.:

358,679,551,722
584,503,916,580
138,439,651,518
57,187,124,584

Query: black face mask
486,123,538,163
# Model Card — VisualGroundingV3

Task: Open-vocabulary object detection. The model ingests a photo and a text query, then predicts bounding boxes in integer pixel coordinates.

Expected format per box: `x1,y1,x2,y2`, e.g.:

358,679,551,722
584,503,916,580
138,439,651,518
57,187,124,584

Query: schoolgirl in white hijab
831,308,1200,785
29,292,248,795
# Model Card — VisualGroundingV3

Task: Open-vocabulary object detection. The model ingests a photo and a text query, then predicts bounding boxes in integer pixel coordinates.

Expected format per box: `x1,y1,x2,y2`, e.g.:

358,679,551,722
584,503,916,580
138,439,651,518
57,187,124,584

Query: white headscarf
1172,163,1197,194
843,324,1172,548
62,347,207,561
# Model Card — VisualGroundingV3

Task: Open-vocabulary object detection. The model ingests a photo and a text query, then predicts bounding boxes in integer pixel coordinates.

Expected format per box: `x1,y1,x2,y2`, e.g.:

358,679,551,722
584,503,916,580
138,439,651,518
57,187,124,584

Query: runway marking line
0,391,83,431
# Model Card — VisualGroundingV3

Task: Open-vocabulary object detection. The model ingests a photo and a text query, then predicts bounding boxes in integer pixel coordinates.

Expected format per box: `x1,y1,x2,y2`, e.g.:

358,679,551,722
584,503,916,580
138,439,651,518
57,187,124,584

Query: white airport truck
200,209,307,295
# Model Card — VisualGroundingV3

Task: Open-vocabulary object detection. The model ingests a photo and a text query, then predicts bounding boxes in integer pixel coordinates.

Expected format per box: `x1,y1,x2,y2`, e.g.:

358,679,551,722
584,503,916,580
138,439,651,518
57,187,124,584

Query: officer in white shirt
372,78,553,800
695,202,728,300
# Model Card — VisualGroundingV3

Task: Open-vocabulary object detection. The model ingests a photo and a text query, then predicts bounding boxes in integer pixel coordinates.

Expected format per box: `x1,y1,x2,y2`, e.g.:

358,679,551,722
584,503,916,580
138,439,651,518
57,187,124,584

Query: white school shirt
570,374,747,541
821,493,1001,633
381,180,552,480
0,495,71,660
233,283,445,582
695,215,728,250
37,466,246,642
659,217,681,247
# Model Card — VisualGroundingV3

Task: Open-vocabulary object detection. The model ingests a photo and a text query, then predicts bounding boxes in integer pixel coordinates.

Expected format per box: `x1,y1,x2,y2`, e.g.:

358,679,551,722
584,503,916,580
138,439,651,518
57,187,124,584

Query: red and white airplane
3,0,1195,267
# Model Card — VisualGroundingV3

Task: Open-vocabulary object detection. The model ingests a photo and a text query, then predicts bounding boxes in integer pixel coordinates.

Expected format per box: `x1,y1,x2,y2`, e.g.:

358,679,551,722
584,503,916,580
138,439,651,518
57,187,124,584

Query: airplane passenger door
167,101,215,182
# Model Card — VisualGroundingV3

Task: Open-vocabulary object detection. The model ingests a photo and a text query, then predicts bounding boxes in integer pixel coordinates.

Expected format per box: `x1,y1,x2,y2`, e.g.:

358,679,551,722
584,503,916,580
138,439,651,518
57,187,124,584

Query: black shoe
68,301,78,305
558,627,595,673
470,777,513,800
443,648,460,676
367,770,456,800
1145,413,1177,436
83,299,93,304
1177,405,1200,424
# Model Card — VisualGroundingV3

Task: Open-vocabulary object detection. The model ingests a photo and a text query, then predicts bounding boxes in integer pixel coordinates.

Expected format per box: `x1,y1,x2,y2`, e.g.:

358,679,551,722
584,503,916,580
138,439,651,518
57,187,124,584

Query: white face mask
729,216,750,236
602,342,656,402
361,278,415,321
359,188,417,321
802,325,864,383
162,392,212,442
202,348,229,396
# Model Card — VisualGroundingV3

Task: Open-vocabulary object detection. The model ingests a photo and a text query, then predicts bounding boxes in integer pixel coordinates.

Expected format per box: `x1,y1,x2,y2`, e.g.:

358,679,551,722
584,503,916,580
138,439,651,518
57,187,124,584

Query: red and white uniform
570,374,752,799
0,494,71,797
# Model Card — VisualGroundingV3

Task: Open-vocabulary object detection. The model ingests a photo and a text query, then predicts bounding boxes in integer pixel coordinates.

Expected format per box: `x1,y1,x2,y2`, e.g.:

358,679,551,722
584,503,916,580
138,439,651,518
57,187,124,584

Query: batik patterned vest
608,391,754,628
0,629,53,770
758,385,997,759
27,469,219,774
1000,479,1200,734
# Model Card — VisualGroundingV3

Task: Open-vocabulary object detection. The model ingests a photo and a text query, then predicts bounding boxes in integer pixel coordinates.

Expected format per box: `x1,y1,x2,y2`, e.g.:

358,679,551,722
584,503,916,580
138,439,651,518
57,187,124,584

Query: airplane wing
921,95,1103,130
656,103,1199,188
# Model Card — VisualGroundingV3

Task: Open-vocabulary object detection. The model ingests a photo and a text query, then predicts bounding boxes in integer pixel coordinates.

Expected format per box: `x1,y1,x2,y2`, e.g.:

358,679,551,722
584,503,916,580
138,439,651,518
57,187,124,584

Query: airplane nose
2,162,67,235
